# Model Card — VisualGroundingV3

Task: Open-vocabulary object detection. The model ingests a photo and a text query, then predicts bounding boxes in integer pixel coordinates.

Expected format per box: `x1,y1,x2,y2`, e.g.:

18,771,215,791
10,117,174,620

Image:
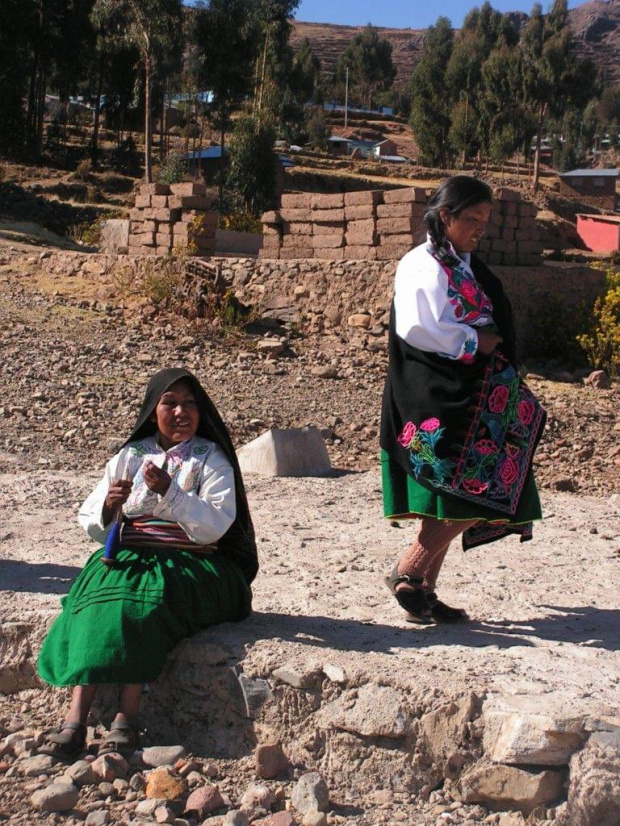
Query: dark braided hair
423,176,493,251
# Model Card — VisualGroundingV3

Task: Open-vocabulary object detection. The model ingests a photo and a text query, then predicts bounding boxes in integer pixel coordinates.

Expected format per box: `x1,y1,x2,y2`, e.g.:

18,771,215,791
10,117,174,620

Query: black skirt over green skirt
37,547,252,687
381,448,542,524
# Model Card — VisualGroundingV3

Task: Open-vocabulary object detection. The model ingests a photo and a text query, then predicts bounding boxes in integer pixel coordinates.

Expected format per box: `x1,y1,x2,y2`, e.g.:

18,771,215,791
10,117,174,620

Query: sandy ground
2,462,619,718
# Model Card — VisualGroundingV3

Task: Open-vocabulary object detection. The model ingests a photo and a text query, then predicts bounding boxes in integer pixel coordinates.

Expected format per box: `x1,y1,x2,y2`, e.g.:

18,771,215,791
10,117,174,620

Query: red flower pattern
488,385,509,414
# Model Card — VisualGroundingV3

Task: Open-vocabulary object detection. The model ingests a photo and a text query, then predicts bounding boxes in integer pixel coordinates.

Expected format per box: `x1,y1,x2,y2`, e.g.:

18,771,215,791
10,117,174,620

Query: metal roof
560,168,618,178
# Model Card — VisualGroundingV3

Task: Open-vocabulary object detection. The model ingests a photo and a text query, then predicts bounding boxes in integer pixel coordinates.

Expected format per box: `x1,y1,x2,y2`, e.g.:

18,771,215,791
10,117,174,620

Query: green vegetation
578,267,620,378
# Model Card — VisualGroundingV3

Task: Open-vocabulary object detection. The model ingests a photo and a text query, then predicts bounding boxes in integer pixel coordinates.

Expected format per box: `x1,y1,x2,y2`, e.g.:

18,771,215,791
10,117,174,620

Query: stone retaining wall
39,251,606,361
128,182,216,256
261,187,544,266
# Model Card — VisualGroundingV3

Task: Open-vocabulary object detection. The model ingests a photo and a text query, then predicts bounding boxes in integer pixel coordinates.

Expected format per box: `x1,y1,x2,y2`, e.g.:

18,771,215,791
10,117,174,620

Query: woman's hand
143,460,171,496
102,479,132,525
477,329,503,356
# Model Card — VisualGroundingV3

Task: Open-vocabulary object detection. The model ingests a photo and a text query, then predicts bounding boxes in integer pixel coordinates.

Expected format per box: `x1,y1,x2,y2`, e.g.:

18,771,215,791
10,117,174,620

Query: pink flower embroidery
517,400,535,425
420,417,440,432
474,439,497,455
460,280,477,301
462,478,488,495
488,385,509,413
398,421,417,448
498,458,519,486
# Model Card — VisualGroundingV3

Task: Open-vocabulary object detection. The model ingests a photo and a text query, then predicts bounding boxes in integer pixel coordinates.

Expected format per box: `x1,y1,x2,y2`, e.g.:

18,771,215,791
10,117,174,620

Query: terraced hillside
291,0,620,87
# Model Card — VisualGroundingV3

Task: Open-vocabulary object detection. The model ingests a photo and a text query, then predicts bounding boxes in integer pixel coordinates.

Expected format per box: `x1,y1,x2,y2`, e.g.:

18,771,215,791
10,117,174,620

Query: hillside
291,0,620,87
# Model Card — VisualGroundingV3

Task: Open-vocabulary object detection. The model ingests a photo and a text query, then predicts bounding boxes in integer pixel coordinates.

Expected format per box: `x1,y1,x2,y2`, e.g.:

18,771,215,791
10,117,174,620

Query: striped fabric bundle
121,517,216,555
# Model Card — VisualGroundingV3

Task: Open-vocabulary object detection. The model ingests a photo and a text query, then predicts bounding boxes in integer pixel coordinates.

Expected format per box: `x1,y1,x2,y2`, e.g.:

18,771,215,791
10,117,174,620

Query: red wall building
576,213,620,252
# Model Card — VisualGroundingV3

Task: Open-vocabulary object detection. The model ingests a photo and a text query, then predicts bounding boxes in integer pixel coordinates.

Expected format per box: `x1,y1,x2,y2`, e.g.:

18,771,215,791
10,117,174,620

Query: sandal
385,567,434,625
97,720,141,758
37,721,87,760
426,592,468,623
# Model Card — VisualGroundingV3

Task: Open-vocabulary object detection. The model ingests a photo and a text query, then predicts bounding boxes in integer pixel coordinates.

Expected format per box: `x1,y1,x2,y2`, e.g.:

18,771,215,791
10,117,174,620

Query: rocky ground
1,241,619,826
0,243,618,495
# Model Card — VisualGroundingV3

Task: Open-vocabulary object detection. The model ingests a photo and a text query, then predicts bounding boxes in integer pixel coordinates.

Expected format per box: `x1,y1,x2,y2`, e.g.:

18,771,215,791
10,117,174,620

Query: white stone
483,696,586,765
237,427,331,477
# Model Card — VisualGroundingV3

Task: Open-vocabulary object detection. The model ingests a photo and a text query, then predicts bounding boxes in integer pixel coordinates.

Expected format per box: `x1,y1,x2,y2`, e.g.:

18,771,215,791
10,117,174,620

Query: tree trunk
532,101,546,194
257,32,270,124
218,111,225,214
91,53,105,169
144,50,153,183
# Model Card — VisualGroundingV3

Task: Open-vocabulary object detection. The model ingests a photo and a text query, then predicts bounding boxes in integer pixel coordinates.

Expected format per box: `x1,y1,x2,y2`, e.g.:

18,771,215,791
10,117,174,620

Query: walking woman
380,176,545,624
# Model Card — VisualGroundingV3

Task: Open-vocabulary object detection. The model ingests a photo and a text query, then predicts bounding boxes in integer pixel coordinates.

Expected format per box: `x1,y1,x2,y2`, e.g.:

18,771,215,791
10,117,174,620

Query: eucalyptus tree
409,16,454,166
334,24,396,111
521,0,596,191
92,0,183,181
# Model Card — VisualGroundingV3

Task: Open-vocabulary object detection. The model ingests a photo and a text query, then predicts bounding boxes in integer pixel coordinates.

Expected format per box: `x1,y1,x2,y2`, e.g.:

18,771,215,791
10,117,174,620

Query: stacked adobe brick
128,182,216,256
260,186,543,266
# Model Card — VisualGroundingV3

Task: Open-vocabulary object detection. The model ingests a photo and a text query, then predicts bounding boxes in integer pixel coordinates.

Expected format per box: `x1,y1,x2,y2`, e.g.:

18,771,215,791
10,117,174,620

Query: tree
252,0,300,122
306,106,328,149
0,0,30,156
521,0,597,191
290,37,322,105
93,0,183,182
192,0,257,209
334,24,396,110
409,17,454,166
227,115,277,215
598,86,620,145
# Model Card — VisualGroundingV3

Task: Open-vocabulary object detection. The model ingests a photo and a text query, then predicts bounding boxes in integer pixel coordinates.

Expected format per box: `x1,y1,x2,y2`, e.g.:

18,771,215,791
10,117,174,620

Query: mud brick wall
261,186,544,266
128,182,216,256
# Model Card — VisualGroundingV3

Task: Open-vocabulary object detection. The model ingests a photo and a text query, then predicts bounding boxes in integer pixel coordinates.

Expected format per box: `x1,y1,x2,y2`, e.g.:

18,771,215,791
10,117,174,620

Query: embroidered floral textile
397,353,546,515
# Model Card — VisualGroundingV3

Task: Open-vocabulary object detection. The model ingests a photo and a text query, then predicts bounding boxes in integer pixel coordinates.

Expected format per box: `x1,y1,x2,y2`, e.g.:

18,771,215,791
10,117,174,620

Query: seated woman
37,367,257,758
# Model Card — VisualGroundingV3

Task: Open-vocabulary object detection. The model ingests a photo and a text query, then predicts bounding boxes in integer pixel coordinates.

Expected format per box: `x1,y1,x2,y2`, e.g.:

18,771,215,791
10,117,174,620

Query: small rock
223,810,250,826
584,370,611,389
145,766,188,800
64,759,97,786
322,664,347,685
347,313,371,328
255,743,290,779
18,753,56,776
142,745,187,768
272,664,321,689
184,783,225,817
291,772,330,814
303,811,328,826
311,366,339,379
85,811,110,825
155,804,176,823
240,783,277,815
91,753,129,782
31,782,79,812
552,476,576,492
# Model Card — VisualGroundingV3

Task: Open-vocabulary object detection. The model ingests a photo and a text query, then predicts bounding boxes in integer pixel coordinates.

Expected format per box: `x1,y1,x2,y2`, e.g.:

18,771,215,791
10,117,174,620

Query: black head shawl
122,367,258,584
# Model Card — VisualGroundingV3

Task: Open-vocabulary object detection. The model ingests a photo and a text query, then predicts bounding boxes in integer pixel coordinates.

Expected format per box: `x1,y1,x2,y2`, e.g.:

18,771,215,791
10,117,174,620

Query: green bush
158,151,187,184
577,266,620,377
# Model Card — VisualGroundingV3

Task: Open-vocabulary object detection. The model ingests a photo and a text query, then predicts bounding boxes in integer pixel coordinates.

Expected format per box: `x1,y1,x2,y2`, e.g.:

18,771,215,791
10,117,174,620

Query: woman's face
152,380,200,449
440,201,492,254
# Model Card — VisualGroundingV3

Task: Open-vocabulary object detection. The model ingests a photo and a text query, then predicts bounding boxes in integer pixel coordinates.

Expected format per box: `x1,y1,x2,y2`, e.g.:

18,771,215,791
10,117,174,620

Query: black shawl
121,367,258,584
380,254,545,544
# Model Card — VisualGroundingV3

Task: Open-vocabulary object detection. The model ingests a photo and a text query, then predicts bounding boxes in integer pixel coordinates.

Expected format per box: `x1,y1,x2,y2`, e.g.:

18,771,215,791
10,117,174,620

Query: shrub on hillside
577,266,620,377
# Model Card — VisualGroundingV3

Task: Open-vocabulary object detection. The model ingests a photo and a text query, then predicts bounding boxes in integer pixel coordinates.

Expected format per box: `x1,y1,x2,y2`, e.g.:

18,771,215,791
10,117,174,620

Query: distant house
558,168,618,210
372,139,398,158
326,136,352,155
576,213,620,253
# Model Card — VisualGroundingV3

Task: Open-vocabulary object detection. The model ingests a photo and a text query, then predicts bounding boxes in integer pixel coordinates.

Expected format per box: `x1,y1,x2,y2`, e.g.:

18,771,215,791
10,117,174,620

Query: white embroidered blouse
78,435,236,546
393,238,495,363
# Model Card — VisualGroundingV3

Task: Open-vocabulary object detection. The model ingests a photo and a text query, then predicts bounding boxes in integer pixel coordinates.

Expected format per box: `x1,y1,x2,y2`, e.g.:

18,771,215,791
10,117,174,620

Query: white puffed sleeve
151,444,236,545
393,247,478,362
77,450,128,544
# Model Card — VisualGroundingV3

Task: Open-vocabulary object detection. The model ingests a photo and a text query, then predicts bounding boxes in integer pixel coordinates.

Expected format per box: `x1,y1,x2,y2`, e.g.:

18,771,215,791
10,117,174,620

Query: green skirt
381,449,542,524
37,547,252,687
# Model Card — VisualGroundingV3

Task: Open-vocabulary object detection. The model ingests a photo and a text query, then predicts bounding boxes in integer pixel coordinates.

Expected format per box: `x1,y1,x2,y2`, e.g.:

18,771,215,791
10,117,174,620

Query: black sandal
98,720,141,758
38,722,87,760
426,592,468,623
385,568,434,625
